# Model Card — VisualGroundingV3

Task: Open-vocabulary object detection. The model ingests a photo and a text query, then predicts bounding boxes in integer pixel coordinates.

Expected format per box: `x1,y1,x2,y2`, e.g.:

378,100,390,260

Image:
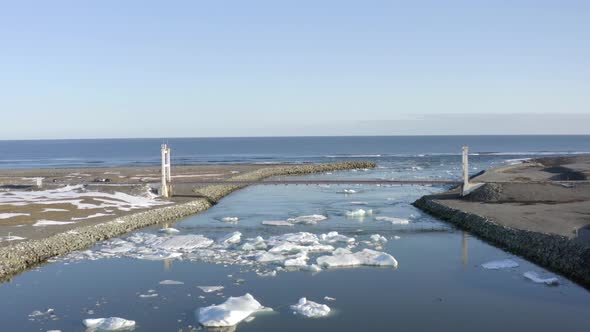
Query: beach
0,161,375,281
414,156,590,286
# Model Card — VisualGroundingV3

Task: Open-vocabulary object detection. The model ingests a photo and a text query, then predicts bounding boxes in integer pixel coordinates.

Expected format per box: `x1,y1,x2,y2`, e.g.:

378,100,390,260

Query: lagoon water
1,136,590,331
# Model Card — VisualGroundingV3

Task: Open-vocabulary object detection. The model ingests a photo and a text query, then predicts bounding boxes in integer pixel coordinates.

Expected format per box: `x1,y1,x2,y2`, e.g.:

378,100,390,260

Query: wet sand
414,156,590,286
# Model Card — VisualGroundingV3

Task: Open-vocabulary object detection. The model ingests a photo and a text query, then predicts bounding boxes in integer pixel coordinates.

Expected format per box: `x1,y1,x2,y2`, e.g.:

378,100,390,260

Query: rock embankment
0,161,375,282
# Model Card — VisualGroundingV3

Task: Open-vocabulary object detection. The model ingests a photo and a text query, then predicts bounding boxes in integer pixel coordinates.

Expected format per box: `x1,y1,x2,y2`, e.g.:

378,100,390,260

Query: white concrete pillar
462,145,469,196
161,144,170,198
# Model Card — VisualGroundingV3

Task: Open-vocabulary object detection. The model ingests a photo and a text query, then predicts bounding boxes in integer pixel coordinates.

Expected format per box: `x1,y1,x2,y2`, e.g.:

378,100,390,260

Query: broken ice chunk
284,253,309,267
261,220,293,226
221,217,239,223
254,252,287,263
316,249,398,268
370,234,387,243
375,216,409,224
197,293,266,327
217,231,242,246
482,259,519,270
290,298,330,318
155,235,213,251
345,209,371,217
82,317,135,330
319,231,355,244
523,271,559,286
240,236,267,251
158,227,180,234
198,286,225,293
286,215,327,225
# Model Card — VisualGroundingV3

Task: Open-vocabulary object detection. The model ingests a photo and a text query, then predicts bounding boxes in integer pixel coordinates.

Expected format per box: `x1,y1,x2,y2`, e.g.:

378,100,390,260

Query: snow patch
0,213,30,219
33,220,76,226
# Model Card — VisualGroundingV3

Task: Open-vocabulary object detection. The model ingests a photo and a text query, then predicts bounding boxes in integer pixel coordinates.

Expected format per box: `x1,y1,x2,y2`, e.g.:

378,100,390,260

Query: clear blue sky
1,0,589,139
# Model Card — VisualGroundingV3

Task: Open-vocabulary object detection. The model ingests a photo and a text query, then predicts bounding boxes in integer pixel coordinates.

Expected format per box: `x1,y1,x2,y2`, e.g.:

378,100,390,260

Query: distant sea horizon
0,135,588,169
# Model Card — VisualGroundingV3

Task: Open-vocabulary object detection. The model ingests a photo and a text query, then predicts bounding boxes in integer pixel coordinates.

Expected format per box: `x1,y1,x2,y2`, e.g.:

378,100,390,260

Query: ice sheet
523,271,559,285
317,249,398,268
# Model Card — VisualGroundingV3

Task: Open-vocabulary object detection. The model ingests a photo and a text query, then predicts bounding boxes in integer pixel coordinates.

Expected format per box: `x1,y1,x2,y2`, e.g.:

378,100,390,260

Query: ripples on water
1,155,590,331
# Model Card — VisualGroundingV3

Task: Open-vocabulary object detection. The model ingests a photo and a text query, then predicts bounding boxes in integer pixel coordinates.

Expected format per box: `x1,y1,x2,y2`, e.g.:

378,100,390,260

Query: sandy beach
415,156,590,286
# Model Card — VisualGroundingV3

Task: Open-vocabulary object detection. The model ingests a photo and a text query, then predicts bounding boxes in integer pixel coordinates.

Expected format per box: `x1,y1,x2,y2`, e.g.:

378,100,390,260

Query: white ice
319,231,355,244
317,249,398,268
345,209,372,217
217,232,242,246
0,235,26,242
198,286,225,293
375,216,409,224
370,234,388,243
523,271,559,285
158,227,180,234
349,201,368,205
222,217,239,223
197,293,266,327
286,215,327,225
261,220,293,226
290,298,330,318
82,317,136,330
42,208,69,212
154,235,213,251
343,189,357,194
159,280,184,285
482,259,519,270
71,213,114,221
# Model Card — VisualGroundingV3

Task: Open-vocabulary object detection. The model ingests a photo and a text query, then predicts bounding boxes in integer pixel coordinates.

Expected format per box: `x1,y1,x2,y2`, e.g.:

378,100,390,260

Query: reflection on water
462,232,469,267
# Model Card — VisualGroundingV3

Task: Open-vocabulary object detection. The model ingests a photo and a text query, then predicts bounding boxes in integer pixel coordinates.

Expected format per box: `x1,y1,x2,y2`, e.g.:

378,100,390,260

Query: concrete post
462,145,469,196
161,144,172,198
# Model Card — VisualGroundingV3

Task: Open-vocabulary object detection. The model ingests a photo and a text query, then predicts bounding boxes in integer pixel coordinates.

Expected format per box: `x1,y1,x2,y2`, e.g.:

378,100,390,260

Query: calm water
1,136,589,331
1,135,589,169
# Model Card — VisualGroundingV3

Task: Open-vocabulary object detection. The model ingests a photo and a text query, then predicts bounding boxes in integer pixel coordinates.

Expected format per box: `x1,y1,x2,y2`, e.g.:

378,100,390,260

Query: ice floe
222,217,239,223
159,280,184,285
523,271,559,285
155,235,213,251
343,189,357,194
261,220,293,226
197,293,267,327
319,231,355,244
33,220,76,226
198,286,225,293
370,234,388,243
324,296,336,301
345,209,372,217
0,213,30,219
217,232,242,246
482,259,519,270
287,214,327,225
375,216,410,224
349,201,368,205
290,298,330,318
158,227,180,234
317,249,398,268
82,317,135,331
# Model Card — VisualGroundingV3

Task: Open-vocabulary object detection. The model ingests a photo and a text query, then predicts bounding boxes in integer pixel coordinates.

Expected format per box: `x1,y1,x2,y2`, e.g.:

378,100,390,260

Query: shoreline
0,161,375,282
413,156,590,287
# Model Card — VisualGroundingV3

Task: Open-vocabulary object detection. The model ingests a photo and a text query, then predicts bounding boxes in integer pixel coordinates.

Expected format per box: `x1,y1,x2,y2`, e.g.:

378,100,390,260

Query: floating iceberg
343,189,357,194
482,259,519,270
198,286,225,293
241,236,267,251
317,249,398,268
82,317,135,331
197,293,266,327
375,216,409,224
290,298,330,318
523,271,559,285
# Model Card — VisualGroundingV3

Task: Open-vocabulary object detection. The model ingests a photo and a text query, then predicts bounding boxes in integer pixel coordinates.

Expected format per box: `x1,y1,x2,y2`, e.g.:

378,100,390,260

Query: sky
1,0,589,139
